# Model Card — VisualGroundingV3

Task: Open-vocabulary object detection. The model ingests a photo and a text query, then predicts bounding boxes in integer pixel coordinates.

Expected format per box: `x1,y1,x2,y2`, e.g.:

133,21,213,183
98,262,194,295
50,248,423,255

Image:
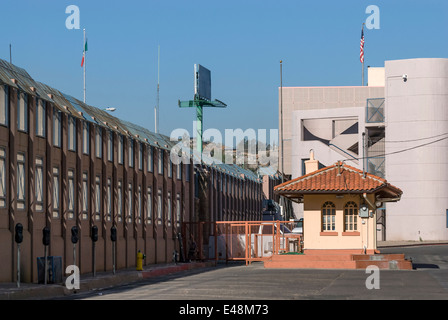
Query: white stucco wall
385,58,448,241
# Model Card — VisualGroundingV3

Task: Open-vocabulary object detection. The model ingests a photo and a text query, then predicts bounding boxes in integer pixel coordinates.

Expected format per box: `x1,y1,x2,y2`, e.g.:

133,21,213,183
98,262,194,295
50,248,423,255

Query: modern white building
280,58,448,241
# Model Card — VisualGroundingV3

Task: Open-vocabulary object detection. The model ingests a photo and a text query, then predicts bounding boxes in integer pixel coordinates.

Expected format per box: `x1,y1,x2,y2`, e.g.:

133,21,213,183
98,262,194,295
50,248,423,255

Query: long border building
0,59,264,283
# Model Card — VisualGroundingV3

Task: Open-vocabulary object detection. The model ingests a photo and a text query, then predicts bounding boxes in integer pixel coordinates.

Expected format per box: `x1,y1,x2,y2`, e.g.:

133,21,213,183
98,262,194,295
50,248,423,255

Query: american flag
360,29,365,63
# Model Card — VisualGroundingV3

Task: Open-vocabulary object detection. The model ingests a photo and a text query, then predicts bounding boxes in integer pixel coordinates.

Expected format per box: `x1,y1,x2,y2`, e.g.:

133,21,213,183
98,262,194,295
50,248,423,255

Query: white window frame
68,169,75,219
17,92,28,132
118,180,123,222
0,85,8,126
95,175,101,220
52,166,60,218
82,121,90,154
68,116,76,152
157,189,162,225
82,172,88,220
53,109,61,147
95,126,102,159
17,153,26,210
36,98,45,137
146,186,152,224
0,148,6,207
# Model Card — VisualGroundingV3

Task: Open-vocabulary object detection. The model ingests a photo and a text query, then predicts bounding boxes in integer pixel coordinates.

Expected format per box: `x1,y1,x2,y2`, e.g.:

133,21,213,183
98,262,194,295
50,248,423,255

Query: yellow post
136,250,144,271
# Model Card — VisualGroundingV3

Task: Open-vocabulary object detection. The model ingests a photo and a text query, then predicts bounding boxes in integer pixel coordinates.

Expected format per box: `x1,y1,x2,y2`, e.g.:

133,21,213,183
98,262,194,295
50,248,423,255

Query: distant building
280,58,448,241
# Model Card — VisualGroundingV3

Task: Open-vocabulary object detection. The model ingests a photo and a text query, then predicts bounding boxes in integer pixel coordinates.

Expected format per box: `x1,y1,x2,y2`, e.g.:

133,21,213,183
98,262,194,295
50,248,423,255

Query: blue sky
0,0,446,140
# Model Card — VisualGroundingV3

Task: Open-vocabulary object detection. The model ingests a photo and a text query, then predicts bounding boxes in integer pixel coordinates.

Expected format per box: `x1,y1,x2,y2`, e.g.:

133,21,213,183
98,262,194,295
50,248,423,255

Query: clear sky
0,0,446,141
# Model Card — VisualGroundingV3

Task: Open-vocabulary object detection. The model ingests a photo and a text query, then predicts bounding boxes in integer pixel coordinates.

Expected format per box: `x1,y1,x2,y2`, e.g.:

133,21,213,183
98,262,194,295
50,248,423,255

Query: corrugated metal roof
0,58,261,183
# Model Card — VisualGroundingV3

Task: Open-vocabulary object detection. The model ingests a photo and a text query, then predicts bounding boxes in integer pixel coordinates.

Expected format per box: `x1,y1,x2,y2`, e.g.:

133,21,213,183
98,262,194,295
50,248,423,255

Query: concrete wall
385,58,448,241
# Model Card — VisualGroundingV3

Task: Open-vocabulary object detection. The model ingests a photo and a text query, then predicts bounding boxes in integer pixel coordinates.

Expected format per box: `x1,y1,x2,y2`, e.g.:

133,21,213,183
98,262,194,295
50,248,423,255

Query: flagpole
83,28,86,103
361,23,365,86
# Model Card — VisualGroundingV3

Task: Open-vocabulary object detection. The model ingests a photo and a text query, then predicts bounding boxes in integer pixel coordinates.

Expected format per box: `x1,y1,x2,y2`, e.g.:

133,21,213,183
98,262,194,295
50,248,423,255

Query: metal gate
182,221,302,265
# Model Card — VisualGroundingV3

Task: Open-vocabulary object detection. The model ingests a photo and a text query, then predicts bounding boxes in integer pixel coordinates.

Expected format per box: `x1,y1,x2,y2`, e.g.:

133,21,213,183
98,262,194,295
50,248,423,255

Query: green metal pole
196,104,203,157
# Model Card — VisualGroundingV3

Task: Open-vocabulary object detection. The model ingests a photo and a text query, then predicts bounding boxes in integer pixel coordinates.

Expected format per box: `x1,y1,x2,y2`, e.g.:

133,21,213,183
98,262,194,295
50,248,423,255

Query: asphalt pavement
1,240,447,300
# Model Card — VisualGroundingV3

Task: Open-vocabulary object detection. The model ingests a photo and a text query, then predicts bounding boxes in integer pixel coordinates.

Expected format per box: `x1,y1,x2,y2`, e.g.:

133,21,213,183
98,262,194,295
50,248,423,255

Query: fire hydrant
136,250,145,271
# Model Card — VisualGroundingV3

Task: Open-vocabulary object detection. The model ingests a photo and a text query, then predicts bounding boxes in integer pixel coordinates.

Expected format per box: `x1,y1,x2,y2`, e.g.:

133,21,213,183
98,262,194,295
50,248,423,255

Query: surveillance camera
402,74,408,82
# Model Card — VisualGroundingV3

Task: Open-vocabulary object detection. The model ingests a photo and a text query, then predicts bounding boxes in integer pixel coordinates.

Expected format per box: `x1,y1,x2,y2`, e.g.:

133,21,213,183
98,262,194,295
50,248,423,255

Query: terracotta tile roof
275,162,402,196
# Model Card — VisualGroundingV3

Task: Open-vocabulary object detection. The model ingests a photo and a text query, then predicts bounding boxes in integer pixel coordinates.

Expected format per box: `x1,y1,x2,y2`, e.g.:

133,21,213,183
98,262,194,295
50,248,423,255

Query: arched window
322,201,336,231
344,201,358,231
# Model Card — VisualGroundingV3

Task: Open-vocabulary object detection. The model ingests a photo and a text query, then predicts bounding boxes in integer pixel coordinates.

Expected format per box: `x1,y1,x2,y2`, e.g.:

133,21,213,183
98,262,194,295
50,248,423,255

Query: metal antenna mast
155,45,160,134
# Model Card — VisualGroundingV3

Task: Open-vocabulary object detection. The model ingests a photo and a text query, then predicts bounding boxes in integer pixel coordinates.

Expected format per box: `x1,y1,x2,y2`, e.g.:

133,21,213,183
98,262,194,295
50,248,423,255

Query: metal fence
182,221,302,265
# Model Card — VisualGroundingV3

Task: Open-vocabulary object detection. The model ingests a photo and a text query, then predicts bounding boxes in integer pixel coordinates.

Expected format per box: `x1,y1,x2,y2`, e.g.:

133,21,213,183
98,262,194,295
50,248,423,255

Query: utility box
37,256,63,284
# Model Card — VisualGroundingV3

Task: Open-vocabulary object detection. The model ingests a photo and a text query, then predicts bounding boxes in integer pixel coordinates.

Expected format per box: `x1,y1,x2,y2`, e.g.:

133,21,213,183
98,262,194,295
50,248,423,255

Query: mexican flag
81,39,88,67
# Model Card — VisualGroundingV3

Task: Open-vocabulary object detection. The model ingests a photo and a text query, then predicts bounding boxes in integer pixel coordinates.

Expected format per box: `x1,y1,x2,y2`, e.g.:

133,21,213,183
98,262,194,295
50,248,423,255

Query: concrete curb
0,261,216,300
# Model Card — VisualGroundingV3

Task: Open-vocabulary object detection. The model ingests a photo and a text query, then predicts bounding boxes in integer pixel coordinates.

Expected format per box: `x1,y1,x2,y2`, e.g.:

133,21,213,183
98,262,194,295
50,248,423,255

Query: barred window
95,176,101,220
82,122,90,154
128,139,134,168
127,182,133,222
68,116,76,151
17,153,26,210
53,109,61,147
36,98,45,137
95,127,102,158
82,172,88,220
52,167,60,218
344,201,358,231
68,169,75,219
176,194,181,227
146,187,152,224
117,180,123,222
107,177,112,221
167,191,172,226
322,201,336,231
17,92,28,132
0,148,6,207
0,85,8,126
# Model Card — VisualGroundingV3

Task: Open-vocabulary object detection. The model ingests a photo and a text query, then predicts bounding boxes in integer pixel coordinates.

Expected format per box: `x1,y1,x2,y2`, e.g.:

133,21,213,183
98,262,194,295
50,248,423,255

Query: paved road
70,245,448,301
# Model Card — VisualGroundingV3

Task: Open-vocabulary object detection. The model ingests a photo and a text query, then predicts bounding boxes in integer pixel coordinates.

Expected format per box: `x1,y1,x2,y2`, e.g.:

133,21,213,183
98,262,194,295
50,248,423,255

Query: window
138,143,143,170
146,187,152,224
138,185,142,223
107,177,112,221
95,176,101,220
17,153,26,210
176,194,181,227
322,201,336,231
17,92,28,132
147,146,153,172
52,167,60,218
36,99,45,137
157,189,162,225
167,192,172,226
186,163,190,182
168,159,172,178
344,201,358,231
177,164,182,180
118,180,123,222
82,121,90,154
128,182,133,222
118,135,123,164
108,131,113,162
0,148,6,207
68,116,76,151
128,139,134,168
68,169,75,219
158,150,164,175
82,172,88,220
53,109,61,147
95,127,102,158
0,85,8,126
